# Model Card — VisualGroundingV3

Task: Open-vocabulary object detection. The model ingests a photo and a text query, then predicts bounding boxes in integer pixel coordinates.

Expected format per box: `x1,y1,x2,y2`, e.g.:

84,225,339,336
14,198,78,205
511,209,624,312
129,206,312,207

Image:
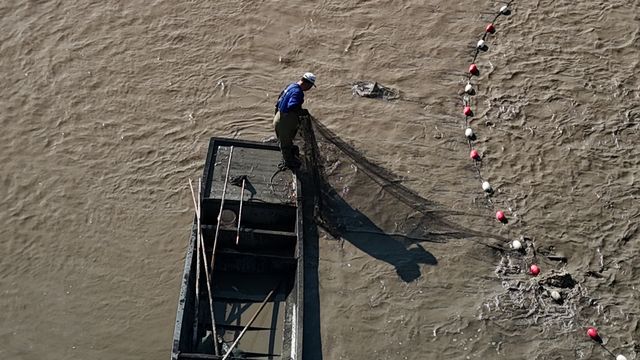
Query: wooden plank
216,249,297,261
209,145,295,205
217,323,273,332
202,225,297,238
178,352,280,359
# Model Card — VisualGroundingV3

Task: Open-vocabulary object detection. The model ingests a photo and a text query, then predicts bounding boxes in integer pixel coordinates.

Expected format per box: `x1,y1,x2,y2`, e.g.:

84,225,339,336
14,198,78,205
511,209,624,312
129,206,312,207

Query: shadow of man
297,114,507,359
299,114,505,280
320,182,437,282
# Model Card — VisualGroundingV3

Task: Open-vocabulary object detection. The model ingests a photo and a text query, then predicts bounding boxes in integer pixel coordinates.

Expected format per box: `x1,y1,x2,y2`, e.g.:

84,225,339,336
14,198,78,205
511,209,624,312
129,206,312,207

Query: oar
211,146,234,272
235,177,246,245
189,179,220,355
221,285,278,360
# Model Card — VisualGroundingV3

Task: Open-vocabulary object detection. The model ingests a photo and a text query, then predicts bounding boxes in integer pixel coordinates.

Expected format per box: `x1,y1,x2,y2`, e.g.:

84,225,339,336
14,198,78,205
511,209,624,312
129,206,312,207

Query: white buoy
477,40,486,49
500,5,509,14
464,83,474,94
482,181,492,192
512,239,522,250
465,128,474,138
616,356,627,360
551,290,561,301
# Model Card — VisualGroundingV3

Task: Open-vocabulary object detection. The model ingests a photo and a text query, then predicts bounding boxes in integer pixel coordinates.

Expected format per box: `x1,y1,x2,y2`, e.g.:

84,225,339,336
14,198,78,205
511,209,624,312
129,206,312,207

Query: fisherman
273,72,316,169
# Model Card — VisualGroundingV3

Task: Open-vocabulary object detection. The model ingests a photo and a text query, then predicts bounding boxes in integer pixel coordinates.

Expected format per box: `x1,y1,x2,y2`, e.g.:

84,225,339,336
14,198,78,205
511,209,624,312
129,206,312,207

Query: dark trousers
273,110,300,163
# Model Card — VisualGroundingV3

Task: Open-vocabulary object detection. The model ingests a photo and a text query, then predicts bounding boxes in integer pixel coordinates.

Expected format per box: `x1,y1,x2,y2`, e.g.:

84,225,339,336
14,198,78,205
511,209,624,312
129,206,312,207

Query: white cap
616,355,628,360
477,40,486,48
302,72,317,87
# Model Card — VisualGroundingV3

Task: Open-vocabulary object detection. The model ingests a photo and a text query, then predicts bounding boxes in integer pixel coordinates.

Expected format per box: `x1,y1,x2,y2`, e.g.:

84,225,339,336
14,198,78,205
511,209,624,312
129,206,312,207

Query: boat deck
206,142,295,205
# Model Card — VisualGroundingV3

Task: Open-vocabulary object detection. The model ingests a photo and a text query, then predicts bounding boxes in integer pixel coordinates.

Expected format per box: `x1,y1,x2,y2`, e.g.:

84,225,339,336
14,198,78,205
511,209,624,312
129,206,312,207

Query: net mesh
298,115,506,249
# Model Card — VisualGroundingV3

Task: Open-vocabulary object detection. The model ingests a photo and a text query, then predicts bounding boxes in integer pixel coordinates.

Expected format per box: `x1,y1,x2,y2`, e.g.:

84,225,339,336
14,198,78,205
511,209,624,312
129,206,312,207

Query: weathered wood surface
209,145,295,205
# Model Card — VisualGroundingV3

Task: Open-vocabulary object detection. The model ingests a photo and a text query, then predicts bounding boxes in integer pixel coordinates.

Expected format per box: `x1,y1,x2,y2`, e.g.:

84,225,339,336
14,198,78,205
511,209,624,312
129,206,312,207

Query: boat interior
174,139,302,360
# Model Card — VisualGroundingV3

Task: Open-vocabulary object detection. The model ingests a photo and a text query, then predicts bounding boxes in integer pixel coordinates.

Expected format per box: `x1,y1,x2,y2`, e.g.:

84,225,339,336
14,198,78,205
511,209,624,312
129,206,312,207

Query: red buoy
587,327,599,340
530,264,540,276
496,210,506,223
463,106,473,117
470,149,480,160
469,63,479,76
486,23,496,34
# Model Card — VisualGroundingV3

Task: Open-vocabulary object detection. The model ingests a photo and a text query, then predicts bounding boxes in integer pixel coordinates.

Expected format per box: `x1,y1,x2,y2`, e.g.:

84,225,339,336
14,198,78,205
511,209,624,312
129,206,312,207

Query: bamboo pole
189,179,220,355
221,286,278,360
210,146,234,272
191,178,202,349
235,178,246,245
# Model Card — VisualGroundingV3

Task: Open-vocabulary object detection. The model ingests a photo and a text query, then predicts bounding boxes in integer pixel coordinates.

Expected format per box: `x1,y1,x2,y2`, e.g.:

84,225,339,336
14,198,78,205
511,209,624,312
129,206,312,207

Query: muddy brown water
1,1,639,359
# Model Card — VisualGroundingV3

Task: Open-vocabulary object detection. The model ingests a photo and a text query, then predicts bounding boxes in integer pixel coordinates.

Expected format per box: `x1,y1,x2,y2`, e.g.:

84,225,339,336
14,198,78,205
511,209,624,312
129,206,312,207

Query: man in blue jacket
273,72,316,169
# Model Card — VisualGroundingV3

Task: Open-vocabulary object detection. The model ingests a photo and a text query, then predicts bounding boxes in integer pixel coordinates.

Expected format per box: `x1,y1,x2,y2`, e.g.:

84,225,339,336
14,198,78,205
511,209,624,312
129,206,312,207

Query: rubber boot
280,146,301,169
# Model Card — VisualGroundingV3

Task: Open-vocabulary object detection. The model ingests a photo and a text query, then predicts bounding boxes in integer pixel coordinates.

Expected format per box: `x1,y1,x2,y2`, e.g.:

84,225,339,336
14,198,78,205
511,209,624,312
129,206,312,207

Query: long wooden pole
235,178,246,245
189,179,220,355
210,146,234,272
221,286,278,360
191,179,202,349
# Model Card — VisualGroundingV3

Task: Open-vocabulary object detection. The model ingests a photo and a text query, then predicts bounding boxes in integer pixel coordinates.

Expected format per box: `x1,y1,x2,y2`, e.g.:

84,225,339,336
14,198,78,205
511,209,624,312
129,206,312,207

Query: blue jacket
276,83,304,113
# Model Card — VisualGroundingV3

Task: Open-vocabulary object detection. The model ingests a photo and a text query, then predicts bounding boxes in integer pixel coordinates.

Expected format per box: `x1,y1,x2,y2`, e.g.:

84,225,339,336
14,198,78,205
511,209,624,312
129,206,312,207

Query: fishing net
297,114,503,281
296,113,595,319
481,240,591,331
298,115,485,242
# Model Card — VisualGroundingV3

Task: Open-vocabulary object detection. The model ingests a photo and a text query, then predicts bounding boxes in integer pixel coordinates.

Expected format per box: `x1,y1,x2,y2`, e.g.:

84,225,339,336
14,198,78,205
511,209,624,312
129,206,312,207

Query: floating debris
352,81,399,101
540,273,576,289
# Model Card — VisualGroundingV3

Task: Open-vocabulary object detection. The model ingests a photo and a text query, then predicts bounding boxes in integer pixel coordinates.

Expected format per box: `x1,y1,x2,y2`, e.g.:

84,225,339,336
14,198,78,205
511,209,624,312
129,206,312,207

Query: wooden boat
172,138,303,360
